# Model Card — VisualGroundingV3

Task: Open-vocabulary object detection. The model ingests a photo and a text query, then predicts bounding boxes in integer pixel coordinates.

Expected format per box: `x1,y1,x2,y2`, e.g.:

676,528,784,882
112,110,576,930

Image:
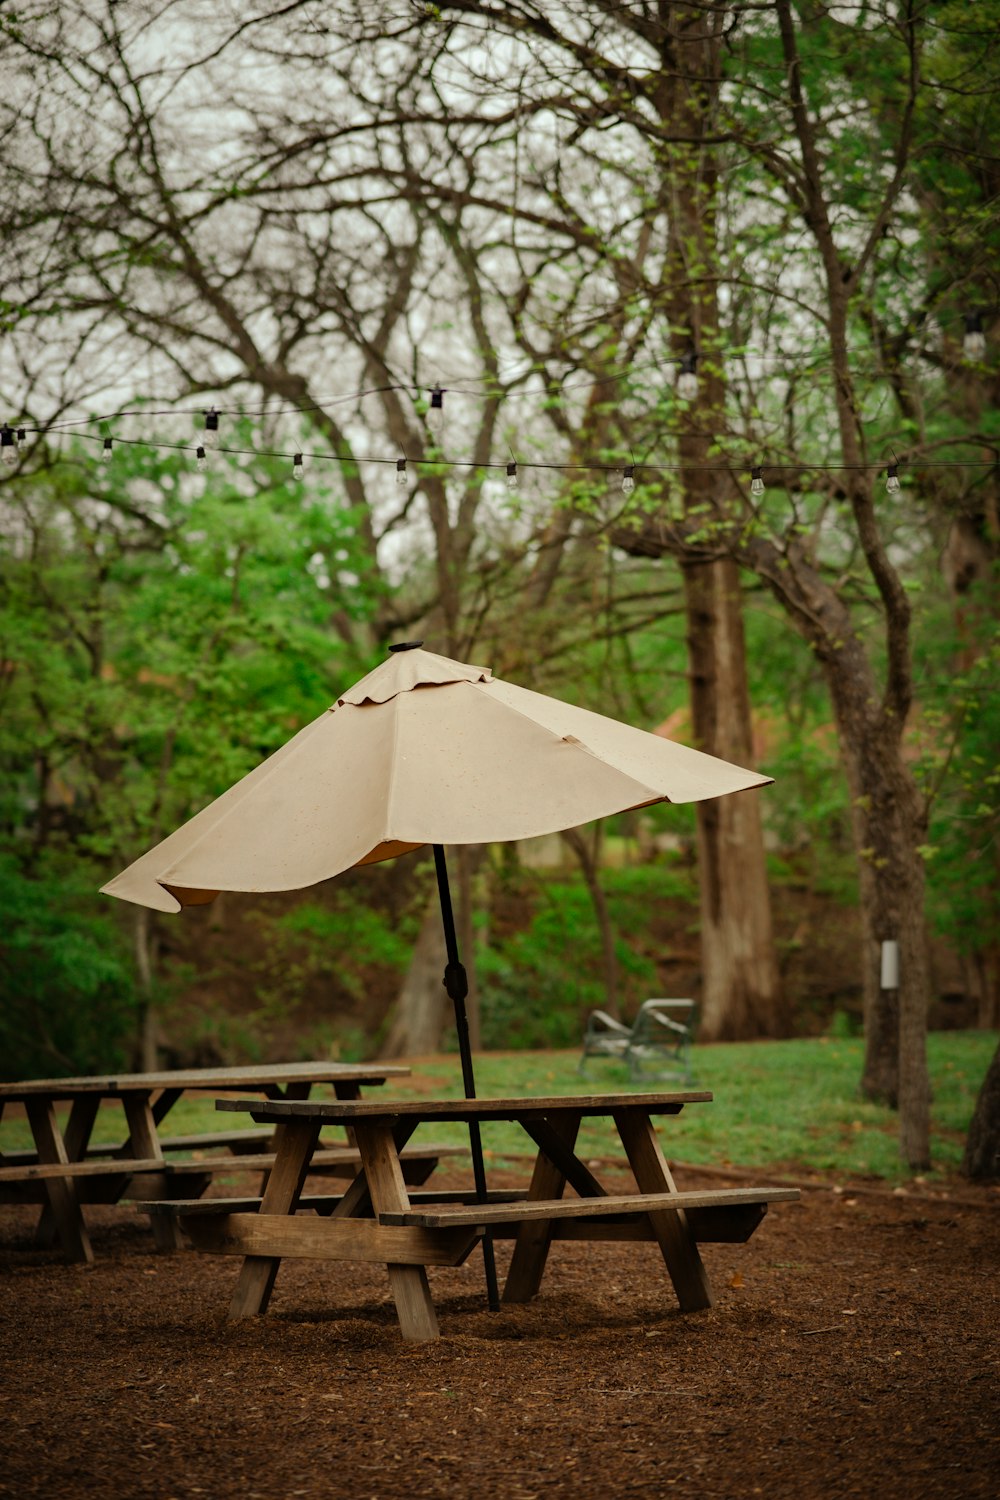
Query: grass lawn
2,1031,994,1184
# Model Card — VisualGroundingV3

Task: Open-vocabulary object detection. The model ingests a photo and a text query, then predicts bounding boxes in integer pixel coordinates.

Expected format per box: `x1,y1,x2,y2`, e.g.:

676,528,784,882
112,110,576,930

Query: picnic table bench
0,1062,463,1263
157,1091,799,1341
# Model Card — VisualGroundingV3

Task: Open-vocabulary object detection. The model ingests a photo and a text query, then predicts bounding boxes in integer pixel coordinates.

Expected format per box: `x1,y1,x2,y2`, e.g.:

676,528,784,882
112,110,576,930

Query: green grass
2,1031,994,1184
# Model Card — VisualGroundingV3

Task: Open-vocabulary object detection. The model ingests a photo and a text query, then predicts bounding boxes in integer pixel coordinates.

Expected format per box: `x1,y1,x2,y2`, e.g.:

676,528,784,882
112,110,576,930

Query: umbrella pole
433,843,501,1313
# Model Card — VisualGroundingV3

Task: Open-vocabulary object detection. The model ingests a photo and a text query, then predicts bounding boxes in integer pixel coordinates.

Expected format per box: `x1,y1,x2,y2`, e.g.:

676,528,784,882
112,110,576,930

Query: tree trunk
963,1037,1000,1181
456,844,481,1051
133,905,159,1073
651,13,783,1042
560,823,619,1018
683,559,785,1039
823,644,932,1168
380,898,448,1058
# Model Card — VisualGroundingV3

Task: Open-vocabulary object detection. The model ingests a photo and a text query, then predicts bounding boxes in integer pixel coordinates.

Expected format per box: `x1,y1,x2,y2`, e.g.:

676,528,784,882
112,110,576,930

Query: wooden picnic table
160,1091,799,1341
0,1062,414,1264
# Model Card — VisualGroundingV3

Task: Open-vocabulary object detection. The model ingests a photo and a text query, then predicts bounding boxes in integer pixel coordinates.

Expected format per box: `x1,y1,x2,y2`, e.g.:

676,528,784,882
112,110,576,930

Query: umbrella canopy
102,645,771,913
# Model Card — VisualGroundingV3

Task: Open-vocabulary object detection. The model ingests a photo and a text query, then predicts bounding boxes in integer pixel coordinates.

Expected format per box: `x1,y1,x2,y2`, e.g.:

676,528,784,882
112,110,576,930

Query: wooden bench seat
380,1186,800,1243
0,1142,465,1185
145,1188,528,1218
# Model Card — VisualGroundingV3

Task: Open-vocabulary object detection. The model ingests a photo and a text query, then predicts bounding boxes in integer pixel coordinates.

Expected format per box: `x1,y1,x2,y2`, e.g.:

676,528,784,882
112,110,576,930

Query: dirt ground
1,1163,998,1500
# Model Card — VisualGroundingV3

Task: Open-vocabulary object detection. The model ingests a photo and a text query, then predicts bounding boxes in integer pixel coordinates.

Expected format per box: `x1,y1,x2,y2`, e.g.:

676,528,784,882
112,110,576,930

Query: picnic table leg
503,1112,583,1304
121,1093,183,1252
34,1095,101,1250
228,1118,321,1319
613,1110,714,1312
353,1122,440,1342
25,1099,93,1265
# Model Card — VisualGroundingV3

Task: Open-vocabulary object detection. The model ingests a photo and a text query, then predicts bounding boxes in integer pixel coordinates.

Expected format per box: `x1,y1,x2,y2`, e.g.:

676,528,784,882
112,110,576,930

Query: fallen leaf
729,1272,744,1289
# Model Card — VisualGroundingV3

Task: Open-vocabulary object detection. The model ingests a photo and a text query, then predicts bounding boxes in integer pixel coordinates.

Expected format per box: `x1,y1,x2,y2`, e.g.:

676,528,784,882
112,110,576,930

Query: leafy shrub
0,852,137,1078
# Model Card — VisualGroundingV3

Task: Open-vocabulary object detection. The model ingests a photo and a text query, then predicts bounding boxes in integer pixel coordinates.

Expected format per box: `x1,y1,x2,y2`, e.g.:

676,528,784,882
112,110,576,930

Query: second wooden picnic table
162,1090,799,1341
0,1062,416,1263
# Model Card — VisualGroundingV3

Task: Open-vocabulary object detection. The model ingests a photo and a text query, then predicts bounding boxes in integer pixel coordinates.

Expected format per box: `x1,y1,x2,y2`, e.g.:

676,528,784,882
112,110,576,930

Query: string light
100,437,113,465
506,459,518,491
621,464,635,495
963,313,986,361
396,457,408,486
750,465,764,497
1,425,16,466
203,409,220,450
885,462,901,494
196,445,208,473
676,353,698,401
16,427,26,449
292,453,305,480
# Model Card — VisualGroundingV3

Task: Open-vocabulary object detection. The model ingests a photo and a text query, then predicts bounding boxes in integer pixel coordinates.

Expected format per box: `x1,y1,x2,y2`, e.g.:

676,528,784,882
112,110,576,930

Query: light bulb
396,457,408,486
16,428,26,448
428,385,445,438
101,438,113,465
963,313,986,361
292,453,305,481
676,352,698,402
203,409,220,450
506,460,518,491
621,465,635,495
750,466,764,498
1,425,16,467
885,463,901,494
196,445,208,473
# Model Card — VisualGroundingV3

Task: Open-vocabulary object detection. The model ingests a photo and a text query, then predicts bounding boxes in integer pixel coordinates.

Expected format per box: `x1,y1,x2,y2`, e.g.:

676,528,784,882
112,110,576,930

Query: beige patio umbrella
102,642,772,1306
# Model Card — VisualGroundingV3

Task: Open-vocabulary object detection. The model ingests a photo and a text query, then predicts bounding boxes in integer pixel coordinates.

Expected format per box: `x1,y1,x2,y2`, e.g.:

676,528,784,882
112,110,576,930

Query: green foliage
476,864,692,1050
913,602,1000,958
0,428,380,1063
0,851,137,1078
265,895,418,1003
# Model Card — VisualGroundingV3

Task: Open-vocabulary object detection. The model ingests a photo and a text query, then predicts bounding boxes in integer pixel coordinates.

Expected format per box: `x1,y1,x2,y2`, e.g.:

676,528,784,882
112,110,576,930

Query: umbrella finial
388,640,425,653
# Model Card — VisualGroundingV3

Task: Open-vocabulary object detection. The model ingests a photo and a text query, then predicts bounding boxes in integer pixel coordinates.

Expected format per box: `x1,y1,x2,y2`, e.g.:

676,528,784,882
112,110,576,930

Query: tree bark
683,558,785,1039
962,1038,1000,1181
560,823,619,1018
380,898,448,1058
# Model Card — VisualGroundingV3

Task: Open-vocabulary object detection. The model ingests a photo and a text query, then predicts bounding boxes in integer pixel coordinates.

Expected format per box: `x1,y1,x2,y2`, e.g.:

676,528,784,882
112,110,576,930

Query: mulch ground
1,1164,998,1500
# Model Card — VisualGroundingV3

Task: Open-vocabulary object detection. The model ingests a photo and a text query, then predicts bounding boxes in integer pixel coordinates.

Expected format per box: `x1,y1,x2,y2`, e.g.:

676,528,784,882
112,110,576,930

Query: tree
0,431,372,1065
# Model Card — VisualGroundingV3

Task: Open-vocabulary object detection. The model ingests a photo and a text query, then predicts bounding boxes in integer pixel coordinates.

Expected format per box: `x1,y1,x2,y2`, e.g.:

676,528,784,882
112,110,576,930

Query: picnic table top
217,1090,714,1124
0,1061,410,1102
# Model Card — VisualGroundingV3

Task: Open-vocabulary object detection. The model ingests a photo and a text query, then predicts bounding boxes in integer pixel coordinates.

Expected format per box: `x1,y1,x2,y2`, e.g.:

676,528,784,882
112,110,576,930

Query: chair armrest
585,1011,632,1038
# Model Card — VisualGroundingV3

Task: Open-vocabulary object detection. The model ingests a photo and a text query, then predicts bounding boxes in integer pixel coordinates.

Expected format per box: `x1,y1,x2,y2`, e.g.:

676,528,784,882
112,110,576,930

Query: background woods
0,1,997,1174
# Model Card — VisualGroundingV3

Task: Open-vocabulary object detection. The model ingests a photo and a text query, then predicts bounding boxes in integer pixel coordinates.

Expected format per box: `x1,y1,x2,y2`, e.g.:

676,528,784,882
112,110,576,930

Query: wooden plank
383,1187,799,1227
228,1118,321,1319
0,1062,410,1101
121,1092,180,1251
519,1117,606,1200
217,1091,710,1126
614,1110,714,1313
503,1112,582,1305
179,1212,478,1267
146,1189,528,1218
353,1121,440,1342
24,1098,93,1266
0,1143,466,1183
34,1094,102,1249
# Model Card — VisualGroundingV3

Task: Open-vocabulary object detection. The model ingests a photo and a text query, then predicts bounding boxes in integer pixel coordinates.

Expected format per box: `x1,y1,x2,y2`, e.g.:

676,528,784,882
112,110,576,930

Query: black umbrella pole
433,844,501,1313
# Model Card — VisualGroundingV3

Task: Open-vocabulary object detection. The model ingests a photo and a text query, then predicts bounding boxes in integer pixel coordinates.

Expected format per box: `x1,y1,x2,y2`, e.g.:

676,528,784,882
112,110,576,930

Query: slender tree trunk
561,823,619,1018
962,1038,1000,1181
381,897,449,1058
683,559,785,1039
456,844,481,1051
133,906,158,1072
